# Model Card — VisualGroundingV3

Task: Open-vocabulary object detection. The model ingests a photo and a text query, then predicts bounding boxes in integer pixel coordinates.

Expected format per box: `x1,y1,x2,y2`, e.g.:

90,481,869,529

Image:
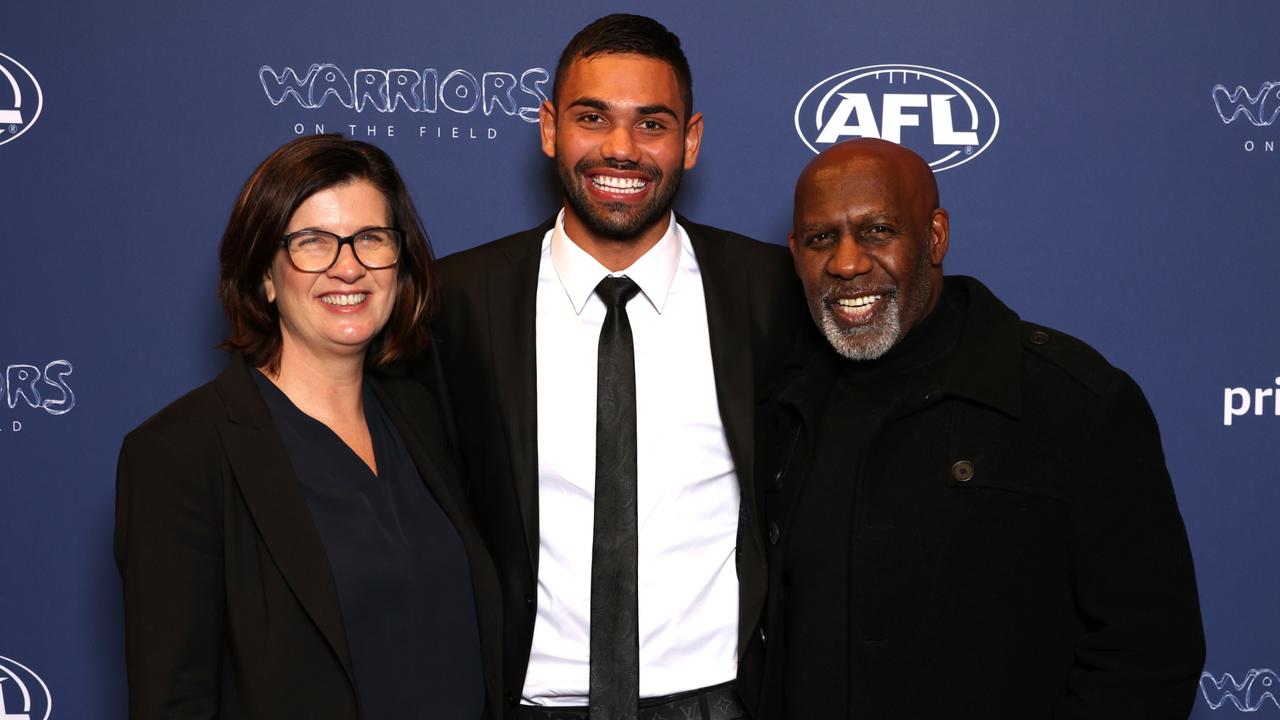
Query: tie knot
595,276,642,309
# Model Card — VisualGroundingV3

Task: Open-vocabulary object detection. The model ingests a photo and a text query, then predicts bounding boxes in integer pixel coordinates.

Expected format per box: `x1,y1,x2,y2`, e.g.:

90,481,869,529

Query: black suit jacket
428,216,806,715
114,354,503,719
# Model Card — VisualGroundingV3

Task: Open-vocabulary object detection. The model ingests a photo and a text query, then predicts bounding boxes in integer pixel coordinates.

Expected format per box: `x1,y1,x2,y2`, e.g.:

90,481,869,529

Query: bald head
794,138,939,226
788,139,950,361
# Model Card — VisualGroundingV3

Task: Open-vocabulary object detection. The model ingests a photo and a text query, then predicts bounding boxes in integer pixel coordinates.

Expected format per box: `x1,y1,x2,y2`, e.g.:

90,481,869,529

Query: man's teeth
321,293,367,306
833,295,882,309
591,175,647,193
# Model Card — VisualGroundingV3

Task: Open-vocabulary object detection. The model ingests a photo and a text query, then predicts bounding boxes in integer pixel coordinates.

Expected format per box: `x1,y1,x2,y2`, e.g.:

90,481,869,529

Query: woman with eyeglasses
114,134,499,719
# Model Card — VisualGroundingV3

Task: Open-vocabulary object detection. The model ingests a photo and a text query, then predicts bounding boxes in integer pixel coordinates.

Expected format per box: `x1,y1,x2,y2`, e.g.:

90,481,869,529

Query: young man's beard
557,156,683,241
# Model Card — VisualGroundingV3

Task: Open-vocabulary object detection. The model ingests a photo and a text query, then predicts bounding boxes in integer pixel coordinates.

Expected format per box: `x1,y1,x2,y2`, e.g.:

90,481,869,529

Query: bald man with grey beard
756,139,1204,719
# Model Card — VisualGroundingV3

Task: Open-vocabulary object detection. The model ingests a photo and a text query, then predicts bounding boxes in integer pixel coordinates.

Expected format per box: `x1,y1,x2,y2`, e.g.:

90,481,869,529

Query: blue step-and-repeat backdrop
3,1,1277,716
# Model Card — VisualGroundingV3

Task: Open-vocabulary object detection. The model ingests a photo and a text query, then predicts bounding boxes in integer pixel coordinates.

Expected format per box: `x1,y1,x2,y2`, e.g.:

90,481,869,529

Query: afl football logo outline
0,53,44,147
0,655,52,720
795,64,999,171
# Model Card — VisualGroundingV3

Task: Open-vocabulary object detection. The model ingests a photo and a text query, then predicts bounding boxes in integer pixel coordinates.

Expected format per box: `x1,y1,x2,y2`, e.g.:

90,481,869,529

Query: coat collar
778,276,1024,426
210,355,357,688
937,276,1023,419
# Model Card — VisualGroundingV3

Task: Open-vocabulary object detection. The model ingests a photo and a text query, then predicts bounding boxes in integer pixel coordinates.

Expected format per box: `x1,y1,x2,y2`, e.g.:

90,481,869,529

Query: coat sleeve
115,425,226,720
1055,373,1205,719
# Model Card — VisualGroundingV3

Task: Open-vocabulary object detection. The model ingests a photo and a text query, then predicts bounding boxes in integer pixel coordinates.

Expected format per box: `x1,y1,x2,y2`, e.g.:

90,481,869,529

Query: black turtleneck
782,283,963,719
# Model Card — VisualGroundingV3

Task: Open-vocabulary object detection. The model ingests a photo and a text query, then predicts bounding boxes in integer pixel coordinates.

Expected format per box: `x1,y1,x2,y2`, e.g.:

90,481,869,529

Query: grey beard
817,249,939,362
818,294,903,361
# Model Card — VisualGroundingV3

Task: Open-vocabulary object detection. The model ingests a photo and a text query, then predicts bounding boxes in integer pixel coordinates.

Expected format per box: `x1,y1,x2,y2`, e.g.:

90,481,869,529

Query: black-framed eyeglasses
281,227,403,272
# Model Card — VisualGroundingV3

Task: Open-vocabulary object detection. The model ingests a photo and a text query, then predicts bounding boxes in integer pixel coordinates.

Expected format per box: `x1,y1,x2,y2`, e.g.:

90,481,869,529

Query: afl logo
0,53,44,148
0,656,52,720
795,64,999,171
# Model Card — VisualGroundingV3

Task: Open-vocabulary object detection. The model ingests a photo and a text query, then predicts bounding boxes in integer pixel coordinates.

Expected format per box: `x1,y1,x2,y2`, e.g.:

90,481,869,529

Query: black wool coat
757,277,1205,719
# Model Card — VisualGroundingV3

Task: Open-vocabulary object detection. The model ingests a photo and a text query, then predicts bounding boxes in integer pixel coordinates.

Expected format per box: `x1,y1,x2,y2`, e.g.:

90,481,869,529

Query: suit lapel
487,228,546,571
211,357,356,689
685,222,757,509
683,220,766,653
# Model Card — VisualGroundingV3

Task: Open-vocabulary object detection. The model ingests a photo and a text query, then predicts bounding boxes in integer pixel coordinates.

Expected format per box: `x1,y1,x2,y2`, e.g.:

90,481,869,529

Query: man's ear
539,100,557,159
929,208,950,266
682,112,704,170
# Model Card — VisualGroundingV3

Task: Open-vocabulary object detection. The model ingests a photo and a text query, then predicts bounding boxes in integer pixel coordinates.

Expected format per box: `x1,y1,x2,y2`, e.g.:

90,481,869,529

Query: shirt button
769,522,781,545
1029,330,1050,345
951,460,975,482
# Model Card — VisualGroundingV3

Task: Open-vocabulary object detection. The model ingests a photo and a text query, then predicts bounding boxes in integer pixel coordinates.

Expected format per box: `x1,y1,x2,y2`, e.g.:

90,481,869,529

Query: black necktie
589,276,642,720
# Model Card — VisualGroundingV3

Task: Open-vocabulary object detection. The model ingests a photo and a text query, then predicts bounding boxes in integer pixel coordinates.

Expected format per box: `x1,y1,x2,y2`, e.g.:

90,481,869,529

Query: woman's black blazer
114,354,502,719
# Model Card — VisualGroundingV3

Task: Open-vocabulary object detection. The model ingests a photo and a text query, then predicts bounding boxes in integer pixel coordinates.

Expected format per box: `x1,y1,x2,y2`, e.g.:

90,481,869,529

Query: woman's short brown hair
218,134,435,371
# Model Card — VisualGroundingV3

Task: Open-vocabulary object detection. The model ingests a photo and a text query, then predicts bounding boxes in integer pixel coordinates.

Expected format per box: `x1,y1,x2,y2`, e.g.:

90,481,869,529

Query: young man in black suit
429,14,805,720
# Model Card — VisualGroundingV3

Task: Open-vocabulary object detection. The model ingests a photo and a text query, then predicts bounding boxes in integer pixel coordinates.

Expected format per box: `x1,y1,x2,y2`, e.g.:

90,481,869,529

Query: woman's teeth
321,293,367,306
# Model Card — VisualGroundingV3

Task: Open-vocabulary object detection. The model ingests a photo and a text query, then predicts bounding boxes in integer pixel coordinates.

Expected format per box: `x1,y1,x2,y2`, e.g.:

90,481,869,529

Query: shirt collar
549,209,683,315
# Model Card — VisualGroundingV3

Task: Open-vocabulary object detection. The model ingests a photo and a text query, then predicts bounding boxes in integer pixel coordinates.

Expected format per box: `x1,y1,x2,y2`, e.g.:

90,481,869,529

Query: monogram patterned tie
589,275,642,720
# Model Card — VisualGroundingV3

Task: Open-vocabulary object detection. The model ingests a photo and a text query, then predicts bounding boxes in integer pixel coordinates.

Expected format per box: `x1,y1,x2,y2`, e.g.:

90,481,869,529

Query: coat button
1029,330,1050,345
506,691,518,705
951,460,975,482
524,594,534,610
769,522,781,545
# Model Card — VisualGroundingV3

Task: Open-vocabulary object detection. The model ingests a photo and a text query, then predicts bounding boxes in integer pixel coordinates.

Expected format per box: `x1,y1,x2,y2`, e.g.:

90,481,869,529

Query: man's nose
601,125,639,163
827,236,872,279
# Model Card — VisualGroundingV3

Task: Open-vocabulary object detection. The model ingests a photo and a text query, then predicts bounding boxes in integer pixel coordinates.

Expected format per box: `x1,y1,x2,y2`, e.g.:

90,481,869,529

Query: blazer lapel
367,375,468,545
683,220,766,653
369,374,504,710
486,227,546,572
211,357,356,689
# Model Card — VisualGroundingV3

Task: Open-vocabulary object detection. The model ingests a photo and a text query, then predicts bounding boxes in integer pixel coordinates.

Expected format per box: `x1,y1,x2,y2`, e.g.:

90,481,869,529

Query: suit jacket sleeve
1055,373,1205,719
115,424,226,720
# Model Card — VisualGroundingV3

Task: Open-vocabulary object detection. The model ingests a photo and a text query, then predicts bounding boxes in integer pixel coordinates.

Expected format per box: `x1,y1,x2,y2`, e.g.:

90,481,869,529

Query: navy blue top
253,371,484,719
